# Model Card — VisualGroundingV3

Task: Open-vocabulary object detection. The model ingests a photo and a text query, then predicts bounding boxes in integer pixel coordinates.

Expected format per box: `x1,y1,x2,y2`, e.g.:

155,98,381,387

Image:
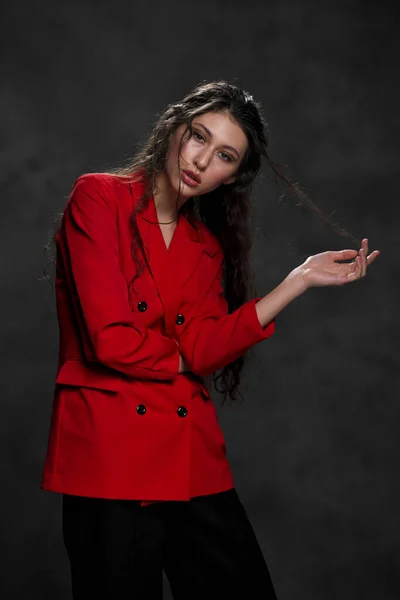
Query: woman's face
164,110,248,199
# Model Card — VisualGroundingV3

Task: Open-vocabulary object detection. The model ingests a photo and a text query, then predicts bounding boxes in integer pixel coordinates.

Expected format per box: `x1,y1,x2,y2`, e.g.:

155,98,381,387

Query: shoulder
72,172,129,195
66,172,131,213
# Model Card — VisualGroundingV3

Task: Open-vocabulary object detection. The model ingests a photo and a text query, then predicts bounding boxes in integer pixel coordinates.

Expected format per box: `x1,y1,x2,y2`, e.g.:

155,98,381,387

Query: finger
359,248,366,277
332,249,359,261
366,250,380,266
355,255,363,279
343,248,376,284
356,256,363,276
362,239,369,275
357,240,366,277
346,256,361,278
338,259,361,284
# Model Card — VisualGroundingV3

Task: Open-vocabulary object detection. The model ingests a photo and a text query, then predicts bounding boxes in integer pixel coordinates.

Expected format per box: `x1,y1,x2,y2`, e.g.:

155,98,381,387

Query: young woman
41,79,379,599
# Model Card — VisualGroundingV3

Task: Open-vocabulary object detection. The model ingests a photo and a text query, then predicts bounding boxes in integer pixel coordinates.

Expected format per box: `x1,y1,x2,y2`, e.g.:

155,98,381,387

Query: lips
182,169,201,184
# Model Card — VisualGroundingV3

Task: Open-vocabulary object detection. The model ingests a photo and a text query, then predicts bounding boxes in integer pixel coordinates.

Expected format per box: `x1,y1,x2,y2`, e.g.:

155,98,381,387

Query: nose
194,148,212,171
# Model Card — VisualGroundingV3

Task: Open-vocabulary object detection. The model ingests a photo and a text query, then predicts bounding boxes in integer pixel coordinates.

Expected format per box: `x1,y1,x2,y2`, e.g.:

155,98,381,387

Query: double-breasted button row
136,302,185,326
136,404,188,417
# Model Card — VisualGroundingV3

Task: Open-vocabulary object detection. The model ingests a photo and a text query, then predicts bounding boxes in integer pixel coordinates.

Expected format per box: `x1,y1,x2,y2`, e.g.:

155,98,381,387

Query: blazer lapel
131,180,223,336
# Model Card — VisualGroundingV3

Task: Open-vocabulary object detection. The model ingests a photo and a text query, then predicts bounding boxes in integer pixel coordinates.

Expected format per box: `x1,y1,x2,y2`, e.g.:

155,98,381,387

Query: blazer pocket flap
55,359,124,392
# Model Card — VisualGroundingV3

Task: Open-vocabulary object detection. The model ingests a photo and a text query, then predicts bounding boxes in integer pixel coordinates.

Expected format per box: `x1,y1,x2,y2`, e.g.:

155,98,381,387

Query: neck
153,171,186,221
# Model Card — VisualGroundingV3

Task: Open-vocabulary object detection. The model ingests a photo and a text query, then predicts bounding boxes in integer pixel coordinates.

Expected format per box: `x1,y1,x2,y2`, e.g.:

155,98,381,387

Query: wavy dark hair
42,79,360,406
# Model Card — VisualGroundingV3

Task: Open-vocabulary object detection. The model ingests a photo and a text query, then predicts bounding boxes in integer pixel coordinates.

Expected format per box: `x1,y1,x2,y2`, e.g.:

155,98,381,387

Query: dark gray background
1,0,399,598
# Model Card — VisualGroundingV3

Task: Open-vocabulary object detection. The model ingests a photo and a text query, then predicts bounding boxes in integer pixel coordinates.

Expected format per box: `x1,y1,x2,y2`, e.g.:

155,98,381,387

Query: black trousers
62,488,278,600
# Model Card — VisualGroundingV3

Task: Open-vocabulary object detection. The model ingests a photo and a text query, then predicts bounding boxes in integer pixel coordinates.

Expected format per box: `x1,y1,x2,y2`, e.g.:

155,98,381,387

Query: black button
176,314,185,325
176,405,188,418
137,301,147,312
136,404,146,415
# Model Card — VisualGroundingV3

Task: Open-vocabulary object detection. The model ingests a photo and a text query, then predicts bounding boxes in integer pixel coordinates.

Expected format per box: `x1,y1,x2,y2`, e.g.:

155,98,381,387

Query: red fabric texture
40,173,275,503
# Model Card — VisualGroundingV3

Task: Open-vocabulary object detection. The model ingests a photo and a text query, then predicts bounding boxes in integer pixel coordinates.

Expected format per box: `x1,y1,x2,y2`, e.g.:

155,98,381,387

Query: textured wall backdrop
1,0,399,598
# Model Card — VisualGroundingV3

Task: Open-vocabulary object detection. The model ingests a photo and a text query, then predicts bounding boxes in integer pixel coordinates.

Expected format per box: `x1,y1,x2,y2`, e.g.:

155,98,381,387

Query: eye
219,152,233,162
193,130,205,142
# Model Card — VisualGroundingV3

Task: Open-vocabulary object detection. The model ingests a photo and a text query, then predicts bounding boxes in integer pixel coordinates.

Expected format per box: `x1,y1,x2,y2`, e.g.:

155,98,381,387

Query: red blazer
40,173,275,502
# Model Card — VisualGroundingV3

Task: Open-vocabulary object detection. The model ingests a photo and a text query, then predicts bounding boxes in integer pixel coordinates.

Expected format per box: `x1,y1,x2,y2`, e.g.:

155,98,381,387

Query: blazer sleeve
178,262,275,378
60,174,180,381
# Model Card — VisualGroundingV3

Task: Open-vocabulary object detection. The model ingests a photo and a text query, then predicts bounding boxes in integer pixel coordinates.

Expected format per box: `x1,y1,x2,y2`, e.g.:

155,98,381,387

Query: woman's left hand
300,238,380,288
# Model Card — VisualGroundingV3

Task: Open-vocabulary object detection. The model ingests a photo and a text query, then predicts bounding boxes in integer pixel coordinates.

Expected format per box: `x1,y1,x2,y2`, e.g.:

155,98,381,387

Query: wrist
255,266,308,328
284,265,309,296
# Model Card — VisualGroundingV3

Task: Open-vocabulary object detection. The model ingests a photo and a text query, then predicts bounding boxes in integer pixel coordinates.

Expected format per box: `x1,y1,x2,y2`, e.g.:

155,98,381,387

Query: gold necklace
143,215,178,225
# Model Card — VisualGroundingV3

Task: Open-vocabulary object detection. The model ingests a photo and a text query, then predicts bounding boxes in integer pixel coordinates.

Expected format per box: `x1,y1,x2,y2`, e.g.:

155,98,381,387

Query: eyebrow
192,121,240,158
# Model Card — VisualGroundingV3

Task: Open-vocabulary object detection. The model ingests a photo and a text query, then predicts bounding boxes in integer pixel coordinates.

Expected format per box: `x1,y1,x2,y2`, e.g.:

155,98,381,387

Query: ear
222,174,236,185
